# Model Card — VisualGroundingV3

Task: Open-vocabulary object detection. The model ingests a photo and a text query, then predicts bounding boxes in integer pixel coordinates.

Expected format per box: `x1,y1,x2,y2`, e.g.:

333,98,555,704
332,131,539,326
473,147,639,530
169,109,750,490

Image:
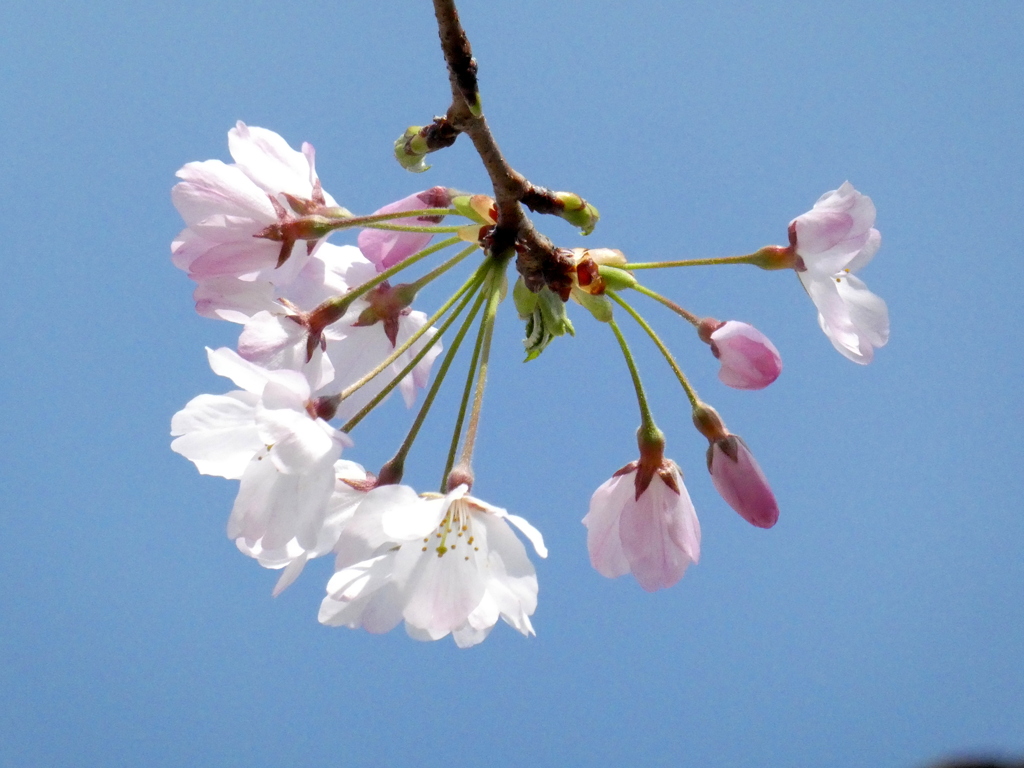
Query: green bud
553,191,600,235
394,127,430,173
598,265,638,290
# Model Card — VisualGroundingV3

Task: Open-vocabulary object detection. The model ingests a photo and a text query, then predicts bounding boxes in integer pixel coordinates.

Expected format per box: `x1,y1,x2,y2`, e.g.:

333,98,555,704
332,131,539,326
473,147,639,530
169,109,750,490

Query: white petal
228,122,318,200
504,513,548,558
206,347,273,394
170,392,261,479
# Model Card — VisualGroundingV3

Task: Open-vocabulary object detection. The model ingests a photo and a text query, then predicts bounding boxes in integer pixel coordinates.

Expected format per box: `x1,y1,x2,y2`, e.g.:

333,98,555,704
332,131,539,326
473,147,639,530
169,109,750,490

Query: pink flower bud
357,187,452,272
707,436,779,529
708,321,782,390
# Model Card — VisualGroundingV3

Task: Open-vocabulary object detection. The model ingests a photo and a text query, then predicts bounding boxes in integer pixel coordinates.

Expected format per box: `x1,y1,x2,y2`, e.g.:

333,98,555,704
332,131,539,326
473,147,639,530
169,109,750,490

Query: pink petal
709,439,779,529
357,188,450,272
710,321,782,390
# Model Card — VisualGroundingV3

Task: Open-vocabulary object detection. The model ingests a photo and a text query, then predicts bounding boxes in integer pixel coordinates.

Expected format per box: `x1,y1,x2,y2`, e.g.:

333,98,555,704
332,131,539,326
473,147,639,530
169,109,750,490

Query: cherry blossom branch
429,0,592,293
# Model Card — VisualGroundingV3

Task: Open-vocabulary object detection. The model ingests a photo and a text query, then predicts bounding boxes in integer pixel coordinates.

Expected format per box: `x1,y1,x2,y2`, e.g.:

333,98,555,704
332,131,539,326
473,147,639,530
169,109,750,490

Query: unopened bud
697,317,725,344
553,191,600,235
597,265,638,291
394,126,431,173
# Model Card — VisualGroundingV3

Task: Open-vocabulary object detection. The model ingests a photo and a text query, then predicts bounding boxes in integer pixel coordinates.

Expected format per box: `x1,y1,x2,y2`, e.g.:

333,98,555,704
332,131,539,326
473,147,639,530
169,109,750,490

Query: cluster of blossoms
170,122,888,646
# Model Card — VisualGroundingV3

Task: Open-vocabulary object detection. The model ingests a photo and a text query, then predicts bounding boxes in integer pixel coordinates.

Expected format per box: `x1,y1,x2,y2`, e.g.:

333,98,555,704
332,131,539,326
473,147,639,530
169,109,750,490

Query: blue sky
2,1,1022,766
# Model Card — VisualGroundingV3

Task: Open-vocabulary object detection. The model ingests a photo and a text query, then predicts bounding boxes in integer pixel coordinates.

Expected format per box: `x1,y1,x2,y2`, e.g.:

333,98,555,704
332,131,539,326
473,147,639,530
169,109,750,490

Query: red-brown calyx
351,281,415,347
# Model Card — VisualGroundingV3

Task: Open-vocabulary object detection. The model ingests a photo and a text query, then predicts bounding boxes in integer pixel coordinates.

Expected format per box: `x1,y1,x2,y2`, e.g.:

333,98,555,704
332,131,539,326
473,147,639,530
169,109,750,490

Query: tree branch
431,0,570,292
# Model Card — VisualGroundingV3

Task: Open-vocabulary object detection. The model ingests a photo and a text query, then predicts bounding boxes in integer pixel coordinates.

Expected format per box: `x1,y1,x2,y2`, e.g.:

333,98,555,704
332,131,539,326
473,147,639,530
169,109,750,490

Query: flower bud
394,126,431,173
700,319,782,390
707,435,779,529
358,187,453,272
553,191,600,235
598,264,638,291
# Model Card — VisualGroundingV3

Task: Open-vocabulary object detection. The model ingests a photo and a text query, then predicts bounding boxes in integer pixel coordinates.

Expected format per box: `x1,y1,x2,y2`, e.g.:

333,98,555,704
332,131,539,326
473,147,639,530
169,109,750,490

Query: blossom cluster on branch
169,2,888,647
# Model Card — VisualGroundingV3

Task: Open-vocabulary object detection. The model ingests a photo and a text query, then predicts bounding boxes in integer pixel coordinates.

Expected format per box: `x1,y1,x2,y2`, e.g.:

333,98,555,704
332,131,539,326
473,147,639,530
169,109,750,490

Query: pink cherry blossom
706,320,782,390
791,181,879,278
171,122,341,314
583,460,700,592
791,182,890,364
357,187,452,272
707,435,779,529
319,484,547,647
233,243,442,417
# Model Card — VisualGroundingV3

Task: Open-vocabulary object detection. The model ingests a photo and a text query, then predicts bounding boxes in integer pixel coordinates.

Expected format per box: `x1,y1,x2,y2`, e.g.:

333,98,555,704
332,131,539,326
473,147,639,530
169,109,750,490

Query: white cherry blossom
171,348,352,580
319,484,546,648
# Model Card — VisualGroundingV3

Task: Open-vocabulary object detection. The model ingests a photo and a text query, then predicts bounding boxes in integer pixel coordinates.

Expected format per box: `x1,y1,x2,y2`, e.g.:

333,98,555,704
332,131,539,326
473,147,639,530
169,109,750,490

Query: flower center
419,499,481,560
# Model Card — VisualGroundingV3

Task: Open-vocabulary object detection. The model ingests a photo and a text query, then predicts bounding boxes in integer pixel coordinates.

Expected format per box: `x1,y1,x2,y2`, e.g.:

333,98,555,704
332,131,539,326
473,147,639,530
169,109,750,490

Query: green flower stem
338,256,487,407
380,271,493,473
609,291,701,410
406,244,480,293
360,223,465,234
324,208,459,233
607,318,659,440
440,273,493,490
622,254,757,269
630,283,701,326
312,236,461,321
453,263,506,475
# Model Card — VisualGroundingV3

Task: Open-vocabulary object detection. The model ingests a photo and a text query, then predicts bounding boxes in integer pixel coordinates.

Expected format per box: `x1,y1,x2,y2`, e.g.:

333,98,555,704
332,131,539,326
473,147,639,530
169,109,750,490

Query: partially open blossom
172,122,344,315
357,187,452,272
791,182,890,364
707,435,779,529
583,459,700,592
699,319,782,390
170,348,352,564
319,484,547,647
